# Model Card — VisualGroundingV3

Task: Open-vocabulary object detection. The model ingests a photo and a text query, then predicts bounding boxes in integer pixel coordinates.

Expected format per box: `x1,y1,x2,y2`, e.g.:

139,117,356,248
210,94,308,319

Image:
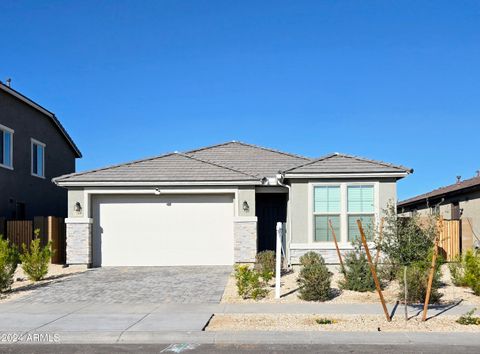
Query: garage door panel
92,194,234,266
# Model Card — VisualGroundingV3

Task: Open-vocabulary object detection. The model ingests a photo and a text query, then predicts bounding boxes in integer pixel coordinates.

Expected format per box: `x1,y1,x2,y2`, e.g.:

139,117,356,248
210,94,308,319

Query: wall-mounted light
74,202,82,214
154,188,161,195
242,201,250,212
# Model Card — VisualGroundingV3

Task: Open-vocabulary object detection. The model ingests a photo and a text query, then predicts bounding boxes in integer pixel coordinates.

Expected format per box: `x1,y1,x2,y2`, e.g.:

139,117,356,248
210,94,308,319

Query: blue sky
2,0,479,200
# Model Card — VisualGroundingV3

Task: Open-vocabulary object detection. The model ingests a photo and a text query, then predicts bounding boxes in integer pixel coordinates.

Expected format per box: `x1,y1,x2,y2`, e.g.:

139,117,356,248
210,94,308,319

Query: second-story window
0,124,14,169
31,139,45,178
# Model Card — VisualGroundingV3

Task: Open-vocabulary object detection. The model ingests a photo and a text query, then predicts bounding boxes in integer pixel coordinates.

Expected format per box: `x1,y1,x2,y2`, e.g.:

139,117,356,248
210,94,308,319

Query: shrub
339,250,376,292
379,204,437,269
255,250,276,282
20,234,53,282
297,251,332,301
0,238,19,293
399,261,443,304
316,318,336,325
456,308,480,325
234,265,268,300
449,258,469,287
448,250,480,296
299,251,322,267
463,250,480,296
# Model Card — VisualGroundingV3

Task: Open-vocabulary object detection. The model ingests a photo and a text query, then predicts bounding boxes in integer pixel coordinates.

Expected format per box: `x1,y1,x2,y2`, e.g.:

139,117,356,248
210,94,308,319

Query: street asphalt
0,343,479,353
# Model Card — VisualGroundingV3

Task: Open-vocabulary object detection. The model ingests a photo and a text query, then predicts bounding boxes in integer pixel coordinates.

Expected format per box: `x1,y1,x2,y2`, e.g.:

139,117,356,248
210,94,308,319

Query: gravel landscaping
0,264,87,303
221,264,480,305
206,313,480,332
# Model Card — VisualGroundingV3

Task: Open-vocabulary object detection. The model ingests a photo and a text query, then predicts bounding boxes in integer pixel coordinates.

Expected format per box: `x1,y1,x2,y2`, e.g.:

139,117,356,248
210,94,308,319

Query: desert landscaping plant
20,231,53,281
0,237,19,293
448,250,480,295
234,265,268,300
399,260,443,304
315,318,336,325
297,251,332,301
339,247,377,292
254,250,275,282
377,205,442,315
456,308,480,325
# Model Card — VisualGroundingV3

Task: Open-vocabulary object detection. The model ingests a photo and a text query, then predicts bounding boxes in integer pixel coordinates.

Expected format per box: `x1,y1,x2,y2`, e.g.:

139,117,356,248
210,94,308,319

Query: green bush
456,308,480,325
20,234,53,282
448,250,480,296
299,251,322,267
0,237,19,293
297,251,332,301
463,250,480,296
255,250,276,282
399,261,443,304
234,265,268,300
339,250,376,292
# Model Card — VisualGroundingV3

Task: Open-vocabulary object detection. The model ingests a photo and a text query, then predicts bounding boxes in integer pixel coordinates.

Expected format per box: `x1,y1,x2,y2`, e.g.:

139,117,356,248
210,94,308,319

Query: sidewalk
0,301,477,345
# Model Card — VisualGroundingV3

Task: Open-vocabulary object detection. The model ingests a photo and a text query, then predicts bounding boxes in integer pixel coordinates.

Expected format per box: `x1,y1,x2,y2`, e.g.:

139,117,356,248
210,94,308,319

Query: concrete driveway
0,266,231,342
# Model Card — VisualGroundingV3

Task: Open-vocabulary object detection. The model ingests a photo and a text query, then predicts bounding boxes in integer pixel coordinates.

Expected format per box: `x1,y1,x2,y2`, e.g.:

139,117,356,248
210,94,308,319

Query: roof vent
476,170,480,177
5,78,11,87
456,175,462,184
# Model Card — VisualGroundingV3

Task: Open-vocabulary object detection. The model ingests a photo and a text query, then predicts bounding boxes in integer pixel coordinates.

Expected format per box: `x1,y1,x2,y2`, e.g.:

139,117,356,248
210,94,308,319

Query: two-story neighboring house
0,82,81,219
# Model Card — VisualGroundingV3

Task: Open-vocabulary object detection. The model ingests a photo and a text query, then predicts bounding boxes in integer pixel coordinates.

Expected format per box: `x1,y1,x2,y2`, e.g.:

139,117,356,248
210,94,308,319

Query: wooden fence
1,216,66,264
438,219,461,261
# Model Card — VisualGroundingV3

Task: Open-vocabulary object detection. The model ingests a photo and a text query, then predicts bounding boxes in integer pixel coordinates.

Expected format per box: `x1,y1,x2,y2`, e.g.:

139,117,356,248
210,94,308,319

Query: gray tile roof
186,141,310,178
54,142,412,184
54,152,259,183
284,153,412,174
398,175,480,207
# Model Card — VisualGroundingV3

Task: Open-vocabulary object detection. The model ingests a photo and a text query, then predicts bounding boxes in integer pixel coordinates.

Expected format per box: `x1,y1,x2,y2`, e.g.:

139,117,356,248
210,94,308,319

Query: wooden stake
357,219,391,322
422,217,442,321
374,217,384,266
329,219,346,277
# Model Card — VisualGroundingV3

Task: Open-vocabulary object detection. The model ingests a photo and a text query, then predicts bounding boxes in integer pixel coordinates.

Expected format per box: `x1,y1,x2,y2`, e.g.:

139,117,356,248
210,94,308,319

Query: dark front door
256,193,287,252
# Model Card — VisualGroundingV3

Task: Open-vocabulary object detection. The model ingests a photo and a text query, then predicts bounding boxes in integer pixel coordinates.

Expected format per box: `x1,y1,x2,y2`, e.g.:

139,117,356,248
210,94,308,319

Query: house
53,141,411,267
398,174,480,251
0,82,81,219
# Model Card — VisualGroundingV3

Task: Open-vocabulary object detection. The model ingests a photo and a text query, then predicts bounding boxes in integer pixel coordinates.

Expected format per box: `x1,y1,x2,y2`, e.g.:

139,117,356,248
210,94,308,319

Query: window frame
0,124,14,170
346,184,376,242
307,181,380,247
312,185,341,242
31,138,46,178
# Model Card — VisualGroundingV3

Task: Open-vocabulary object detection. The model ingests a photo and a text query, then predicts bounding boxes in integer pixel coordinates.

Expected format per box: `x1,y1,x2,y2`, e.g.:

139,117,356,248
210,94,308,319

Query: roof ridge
185,140,311,160
334,153,413,173
53,151,177,182
176,153,260,179
399,175,480,205
282,153,338,172
0,82,82,158
283,152,412,173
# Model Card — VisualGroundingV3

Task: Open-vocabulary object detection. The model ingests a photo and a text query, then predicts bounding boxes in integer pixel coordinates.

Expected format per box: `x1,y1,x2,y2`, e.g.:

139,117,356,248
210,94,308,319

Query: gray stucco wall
237,186,256,217
0,89,77,219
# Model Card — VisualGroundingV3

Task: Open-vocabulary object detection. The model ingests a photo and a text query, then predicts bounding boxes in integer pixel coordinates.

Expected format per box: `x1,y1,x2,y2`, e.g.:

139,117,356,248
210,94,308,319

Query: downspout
276,173,292,268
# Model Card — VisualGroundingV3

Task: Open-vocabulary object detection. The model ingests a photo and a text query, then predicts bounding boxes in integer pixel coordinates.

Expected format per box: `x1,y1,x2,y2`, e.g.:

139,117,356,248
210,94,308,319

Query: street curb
2,331,480,345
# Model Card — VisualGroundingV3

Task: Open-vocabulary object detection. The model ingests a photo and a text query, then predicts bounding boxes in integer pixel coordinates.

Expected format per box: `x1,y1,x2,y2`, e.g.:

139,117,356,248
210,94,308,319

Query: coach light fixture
74,202,82,214
242,201,250,212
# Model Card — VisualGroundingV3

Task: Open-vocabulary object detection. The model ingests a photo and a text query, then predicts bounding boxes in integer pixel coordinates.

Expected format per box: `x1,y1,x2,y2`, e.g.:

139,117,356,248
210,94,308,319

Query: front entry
256,193,287,252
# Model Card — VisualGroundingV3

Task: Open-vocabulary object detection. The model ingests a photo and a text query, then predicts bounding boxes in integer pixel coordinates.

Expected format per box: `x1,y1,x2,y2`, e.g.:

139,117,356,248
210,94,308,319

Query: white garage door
92,194,234,266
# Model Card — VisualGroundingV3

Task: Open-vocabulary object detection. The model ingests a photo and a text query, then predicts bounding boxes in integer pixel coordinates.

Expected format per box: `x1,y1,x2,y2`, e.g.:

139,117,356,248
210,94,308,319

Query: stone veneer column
65,218,93,265
233,217,257,263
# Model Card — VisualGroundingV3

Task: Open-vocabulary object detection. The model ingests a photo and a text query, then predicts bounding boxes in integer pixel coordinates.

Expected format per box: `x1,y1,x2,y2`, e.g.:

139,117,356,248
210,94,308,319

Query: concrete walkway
0,301,477,345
